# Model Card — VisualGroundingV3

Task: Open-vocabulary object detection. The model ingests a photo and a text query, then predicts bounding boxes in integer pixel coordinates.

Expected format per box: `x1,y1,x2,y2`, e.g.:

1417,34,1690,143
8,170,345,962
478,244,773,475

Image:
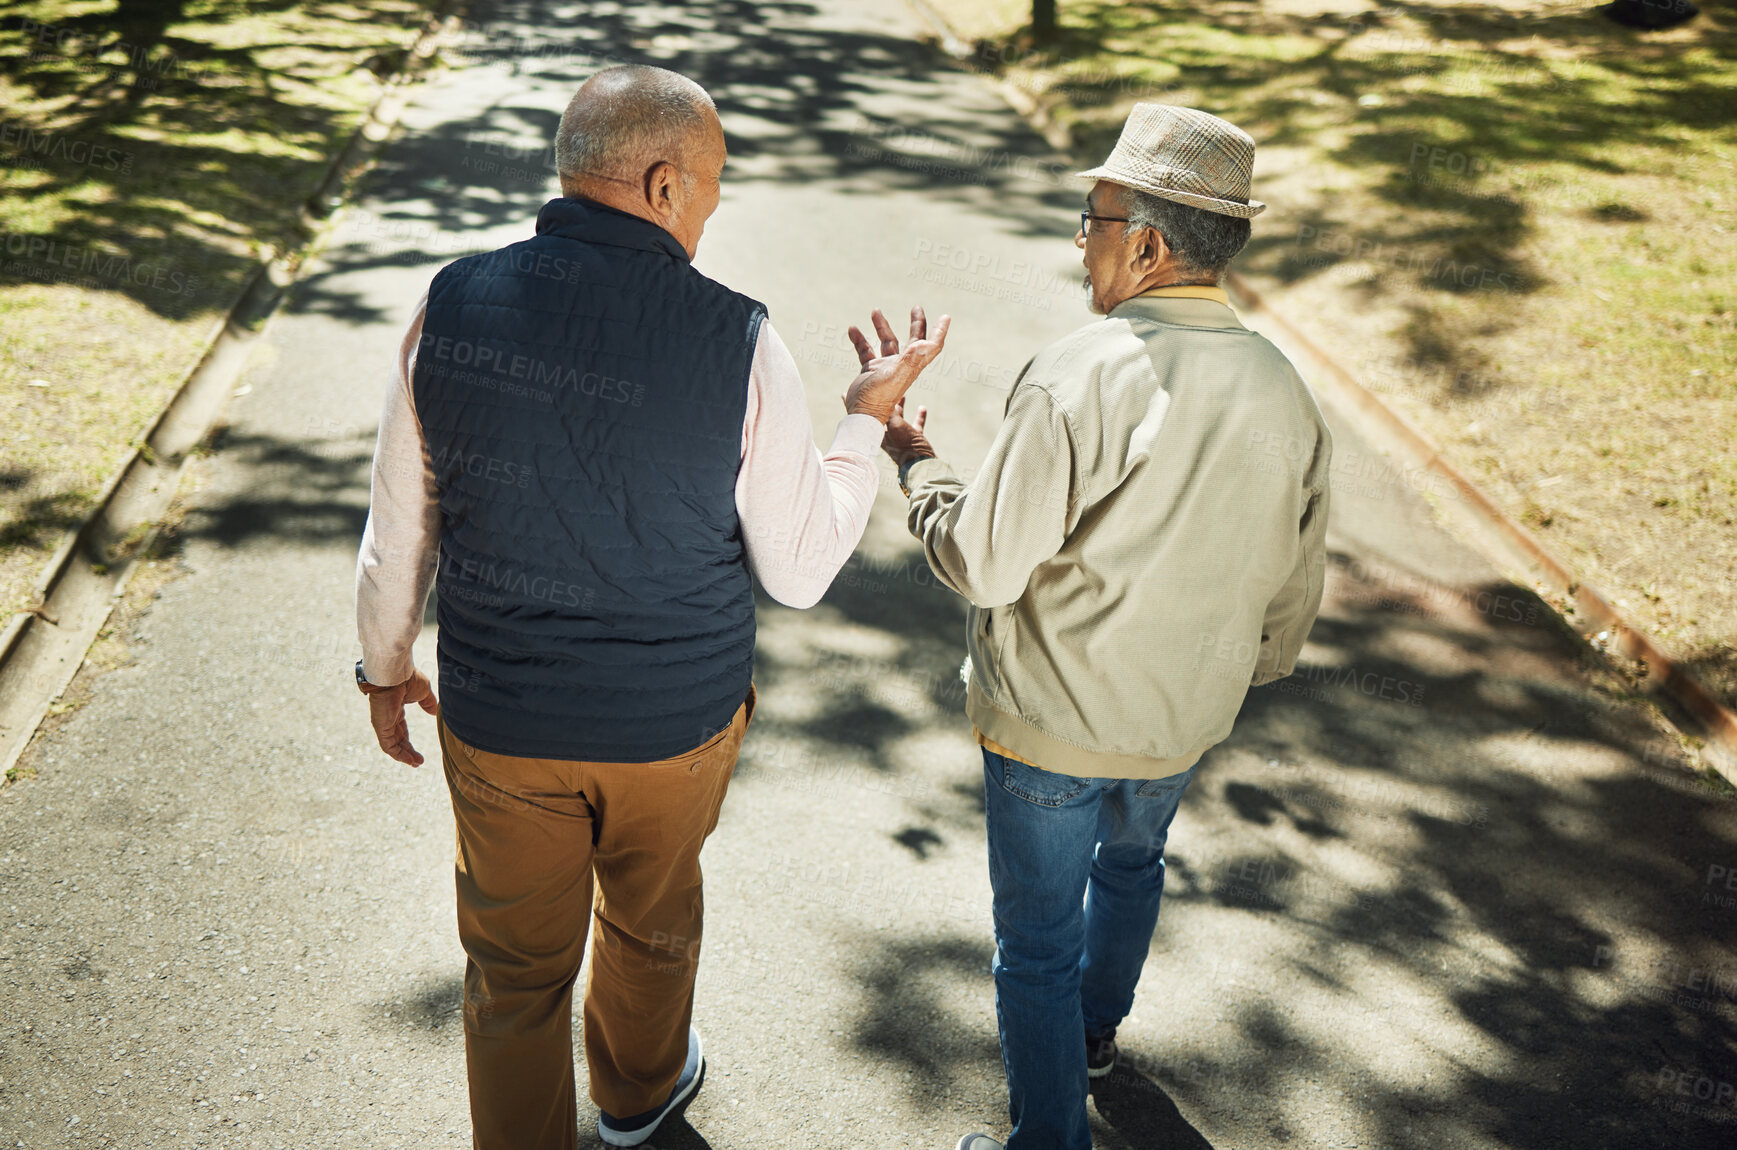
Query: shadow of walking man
1090,1065,1217,1150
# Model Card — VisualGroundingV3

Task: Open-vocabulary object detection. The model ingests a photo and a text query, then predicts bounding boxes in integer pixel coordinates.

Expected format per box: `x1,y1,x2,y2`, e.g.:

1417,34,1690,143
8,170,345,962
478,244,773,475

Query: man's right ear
1133,226,1164,271
644,160,680,217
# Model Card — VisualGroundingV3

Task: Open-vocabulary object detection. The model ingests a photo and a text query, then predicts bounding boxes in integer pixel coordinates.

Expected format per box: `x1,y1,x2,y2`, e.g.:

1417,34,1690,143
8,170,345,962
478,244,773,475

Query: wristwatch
355,659,390,696
897,457,919,497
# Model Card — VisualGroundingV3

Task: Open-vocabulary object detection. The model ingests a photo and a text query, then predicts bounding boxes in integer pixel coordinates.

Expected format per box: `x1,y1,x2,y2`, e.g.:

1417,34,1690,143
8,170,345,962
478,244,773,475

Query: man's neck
1100,268,1216,313
1133,264,1216,294
561,182,655,226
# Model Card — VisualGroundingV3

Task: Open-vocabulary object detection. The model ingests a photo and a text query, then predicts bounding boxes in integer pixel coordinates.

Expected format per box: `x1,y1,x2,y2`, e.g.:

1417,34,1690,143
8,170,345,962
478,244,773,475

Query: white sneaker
956,1134,1004,1150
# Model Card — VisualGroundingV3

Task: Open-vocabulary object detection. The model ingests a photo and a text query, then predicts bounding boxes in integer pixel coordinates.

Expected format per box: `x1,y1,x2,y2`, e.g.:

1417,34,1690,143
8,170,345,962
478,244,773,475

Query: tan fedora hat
1078,103,1266,219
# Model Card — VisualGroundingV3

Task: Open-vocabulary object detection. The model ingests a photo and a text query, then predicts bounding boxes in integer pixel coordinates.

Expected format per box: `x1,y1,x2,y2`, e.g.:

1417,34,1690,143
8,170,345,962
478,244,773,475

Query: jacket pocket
972,604,994,652
994,755,1089,808
969,605,1011,703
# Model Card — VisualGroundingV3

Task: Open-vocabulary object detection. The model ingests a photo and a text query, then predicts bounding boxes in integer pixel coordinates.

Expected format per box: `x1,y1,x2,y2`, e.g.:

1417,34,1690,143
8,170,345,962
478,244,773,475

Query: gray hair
1122,188,1252,282
554,65,717,183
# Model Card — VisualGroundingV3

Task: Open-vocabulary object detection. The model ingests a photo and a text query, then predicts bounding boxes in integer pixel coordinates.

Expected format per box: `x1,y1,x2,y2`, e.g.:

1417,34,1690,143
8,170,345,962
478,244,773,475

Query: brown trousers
438,687,754,1149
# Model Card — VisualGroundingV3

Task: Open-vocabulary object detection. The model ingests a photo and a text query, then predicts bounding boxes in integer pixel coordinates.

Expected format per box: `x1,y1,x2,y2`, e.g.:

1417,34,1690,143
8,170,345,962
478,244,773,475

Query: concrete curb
0,4,461,780
900,1,1737,784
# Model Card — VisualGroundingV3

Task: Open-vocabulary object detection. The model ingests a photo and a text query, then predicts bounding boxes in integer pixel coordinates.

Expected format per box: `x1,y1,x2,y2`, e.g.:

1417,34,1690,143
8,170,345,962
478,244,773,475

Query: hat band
1111,160,1247,203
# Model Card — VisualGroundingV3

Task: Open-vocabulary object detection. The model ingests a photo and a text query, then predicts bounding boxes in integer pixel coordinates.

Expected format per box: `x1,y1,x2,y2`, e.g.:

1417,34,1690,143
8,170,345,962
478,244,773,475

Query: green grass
0,0,434,617
945,0,1737,706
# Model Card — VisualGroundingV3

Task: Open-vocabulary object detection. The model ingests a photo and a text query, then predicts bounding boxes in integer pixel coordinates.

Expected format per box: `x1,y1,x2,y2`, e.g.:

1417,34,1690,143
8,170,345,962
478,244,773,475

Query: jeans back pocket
994,753,1090,808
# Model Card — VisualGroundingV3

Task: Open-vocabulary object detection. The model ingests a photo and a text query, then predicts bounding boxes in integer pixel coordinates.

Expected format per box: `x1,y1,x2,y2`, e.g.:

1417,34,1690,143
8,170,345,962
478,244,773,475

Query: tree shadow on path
818,545,1737,1145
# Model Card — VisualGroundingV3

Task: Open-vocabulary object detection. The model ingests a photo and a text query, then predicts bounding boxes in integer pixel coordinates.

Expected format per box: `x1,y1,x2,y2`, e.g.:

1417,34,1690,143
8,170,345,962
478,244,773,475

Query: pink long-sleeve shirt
355,296,885,686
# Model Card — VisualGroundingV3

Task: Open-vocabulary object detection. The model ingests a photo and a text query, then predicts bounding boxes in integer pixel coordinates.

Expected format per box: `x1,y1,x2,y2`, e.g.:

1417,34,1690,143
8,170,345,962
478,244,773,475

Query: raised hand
882,397,936,467
842,306,951,423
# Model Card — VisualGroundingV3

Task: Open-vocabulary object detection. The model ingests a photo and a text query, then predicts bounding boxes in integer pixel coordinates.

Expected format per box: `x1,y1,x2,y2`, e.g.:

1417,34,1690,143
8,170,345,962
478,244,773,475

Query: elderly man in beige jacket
882,104,1332,1150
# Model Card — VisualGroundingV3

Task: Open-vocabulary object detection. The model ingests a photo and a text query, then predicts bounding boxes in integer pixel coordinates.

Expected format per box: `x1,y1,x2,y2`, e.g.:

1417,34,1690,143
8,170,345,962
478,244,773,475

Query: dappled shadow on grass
1678,644,1737,737
0,488,91,552
965,0,1736,385
0,0,436,319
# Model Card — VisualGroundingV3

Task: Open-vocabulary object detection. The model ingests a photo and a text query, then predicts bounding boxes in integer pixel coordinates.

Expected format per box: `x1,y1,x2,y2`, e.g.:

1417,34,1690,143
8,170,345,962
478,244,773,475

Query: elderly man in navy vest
353,65,948,1149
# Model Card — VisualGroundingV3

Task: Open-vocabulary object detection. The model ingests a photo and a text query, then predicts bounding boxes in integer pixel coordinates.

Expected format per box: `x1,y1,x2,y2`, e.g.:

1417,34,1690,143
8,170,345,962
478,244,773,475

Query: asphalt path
3,1,1735,1148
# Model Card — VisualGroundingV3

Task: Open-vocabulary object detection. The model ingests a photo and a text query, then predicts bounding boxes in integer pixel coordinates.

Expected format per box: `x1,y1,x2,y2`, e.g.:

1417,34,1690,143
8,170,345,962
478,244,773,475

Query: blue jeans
982,748,1197,1150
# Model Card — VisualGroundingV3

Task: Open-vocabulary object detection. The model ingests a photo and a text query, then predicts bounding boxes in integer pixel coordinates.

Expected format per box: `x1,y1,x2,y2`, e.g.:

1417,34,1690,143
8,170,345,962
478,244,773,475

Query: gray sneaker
956,1135,1004,1150
598,1026,704,1147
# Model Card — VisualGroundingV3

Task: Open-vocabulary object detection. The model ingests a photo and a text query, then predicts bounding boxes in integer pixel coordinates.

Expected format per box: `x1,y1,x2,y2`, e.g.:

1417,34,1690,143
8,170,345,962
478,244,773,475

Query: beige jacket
905,289,1332,779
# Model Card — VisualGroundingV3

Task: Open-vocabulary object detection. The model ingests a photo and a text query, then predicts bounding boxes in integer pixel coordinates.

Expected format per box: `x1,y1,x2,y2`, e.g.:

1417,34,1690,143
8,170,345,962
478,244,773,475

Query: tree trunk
1032,0,1058,41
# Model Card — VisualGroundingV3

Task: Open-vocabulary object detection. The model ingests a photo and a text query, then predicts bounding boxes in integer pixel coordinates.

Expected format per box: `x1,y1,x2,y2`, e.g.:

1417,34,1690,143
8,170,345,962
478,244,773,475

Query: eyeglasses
1080,210,1131,236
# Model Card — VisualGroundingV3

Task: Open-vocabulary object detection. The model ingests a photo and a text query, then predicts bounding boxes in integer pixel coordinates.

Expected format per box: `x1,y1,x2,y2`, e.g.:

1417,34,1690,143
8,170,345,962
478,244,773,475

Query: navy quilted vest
413,196,764,762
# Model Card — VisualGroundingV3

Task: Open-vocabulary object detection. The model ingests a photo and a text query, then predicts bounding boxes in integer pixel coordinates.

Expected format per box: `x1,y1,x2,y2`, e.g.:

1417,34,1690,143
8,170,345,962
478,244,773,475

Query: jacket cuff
903,456,957,494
